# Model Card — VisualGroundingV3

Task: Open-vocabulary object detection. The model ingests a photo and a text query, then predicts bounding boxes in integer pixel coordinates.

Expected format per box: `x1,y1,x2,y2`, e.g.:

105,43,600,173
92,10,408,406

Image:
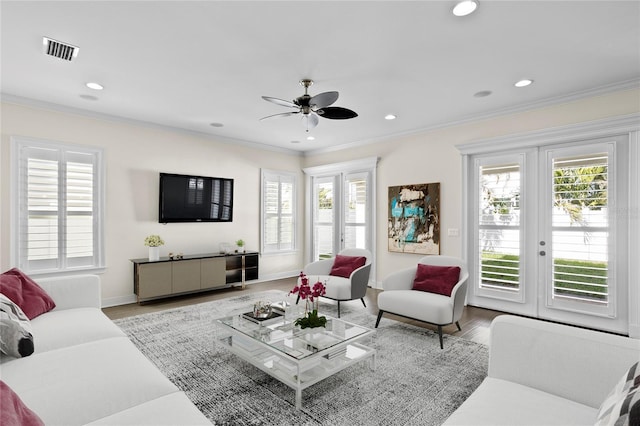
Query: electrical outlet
447,228,459,237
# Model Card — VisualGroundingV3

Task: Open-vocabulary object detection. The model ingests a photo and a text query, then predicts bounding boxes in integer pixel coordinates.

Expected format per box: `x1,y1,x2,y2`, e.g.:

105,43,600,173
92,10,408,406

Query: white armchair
376,255,469,349
300,248,372,317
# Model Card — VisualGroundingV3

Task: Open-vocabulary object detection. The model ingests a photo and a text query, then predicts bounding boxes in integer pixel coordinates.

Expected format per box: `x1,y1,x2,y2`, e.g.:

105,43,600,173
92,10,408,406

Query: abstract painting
388,182,440,254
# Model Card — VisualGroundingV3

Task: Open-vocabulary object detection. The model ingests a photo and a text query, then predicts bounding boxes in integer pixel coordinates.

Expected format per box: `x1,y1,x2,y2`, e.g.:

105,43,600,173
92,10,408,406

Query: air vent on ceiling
43,37,79,61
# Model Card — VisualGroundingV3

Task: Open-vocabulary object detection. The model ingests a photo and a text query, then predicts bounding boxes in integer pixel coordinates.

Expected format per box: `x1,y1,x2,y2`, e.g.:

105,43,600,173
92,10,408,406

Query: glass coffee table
215,311,376,409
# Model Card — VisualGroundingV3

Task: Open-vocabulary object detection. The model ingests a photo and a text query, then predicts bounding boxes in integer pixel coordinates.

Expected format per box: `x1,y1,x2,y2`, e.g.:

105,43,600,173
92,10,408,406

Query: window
12,138,105,274
261,169,296,253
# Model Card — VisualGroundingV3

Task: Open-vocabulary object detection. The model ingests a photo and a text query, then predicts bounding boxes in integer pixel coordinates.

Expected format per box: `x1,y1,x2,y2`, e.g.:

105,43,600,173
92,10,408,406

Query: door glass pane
551,153,609,305
479,163,521,292
313,179,334,260
344,175,367,249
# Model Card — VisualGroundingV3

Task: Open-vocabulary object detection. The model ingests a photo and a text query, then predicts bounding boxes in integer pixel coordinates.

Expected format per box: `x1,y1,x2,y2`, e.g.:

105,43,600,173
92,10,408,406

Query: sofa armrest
303,258,334,276
35,275,102,310
489,315,640,408
381,267,416,292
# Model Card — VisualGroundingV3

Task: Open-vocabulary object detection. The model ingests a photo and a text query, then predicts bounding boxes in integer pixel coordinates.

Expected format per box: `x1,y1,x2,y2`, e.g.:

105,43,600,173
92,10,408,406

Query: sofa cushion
329,255,366,278
0,269,55,320
443,377,598,425
86,392,211,425
596,361,640,426
1,337,180,425
0,294,34,358
321,275,352,300
30,308,126,353
0,380,44,426
412,264,460,296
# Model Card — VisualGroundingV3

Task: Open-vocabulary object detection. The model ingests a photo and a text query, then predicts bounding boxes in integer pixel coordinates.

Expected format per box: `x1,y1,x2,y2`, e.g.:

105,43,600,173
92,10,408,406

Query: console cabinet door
201,257,226,289
137,262,172,299
172,259,201,293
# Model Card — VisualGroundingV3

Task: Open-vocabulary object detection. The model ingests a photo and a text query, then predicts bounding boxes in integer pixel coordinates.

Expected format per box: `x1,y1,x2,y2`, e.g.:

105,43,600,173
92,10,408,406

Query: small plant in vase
289,272,327,329
235,239,245,253
144,235,164,261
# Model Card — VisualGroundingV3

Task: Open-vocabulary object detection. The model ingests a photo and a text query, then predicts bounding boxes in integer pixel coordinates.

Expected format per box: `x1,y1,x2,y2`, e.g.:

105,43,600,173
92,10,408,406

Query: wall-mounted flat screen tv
159,173,234,223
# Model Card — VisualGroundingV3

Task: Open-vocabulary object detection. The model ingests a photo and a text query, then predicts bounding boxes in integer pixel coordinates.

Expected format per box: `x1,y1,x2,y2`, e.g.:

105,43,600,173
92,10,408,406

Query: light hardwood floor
103,277,504,346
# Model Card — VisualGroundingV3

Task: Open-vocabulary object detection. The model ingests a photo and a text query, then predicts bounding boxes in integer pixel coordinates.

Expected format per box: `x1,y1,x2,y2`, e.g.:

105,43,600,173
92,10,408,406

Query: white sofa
0,274,211,425
444,315,640,425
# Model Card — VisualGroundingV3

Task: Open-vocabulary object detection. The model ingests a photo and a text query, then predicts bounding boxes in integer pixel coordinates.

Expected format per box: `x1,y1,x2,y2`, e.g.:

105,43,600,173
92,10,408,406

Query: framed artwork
388,182,440,254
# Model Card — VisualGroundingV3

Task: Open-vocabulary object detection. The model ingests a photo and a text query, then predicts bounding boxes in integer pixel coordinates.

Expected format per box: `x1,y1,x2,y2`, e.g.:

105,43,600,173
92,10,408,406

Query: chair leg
361,298,367,308
438,325,444,349
337,301,341,318
375,310,384,328
456,321,461,331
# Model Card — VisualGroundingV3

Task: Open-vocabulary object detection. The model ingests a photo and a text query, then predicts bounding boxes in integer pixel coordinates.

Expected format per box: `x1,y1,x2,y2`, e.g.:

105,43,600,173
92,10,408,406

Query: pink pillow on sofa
0,268,55,320
412,264,461,297
1,380,44,426
329,255,367,278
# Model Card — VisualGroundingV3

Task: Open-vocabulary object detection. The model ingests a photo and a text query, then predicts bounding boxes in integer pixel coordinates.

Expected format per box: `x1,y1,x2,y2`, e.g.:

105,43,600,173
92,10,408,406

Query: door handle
539,251,546,256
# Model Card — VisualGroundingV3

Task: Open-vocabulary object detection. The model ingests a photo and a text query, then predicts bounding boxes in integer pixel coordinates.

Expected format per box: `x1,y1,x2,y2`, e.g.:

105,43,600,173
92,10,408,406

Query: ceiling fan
260,79,358,132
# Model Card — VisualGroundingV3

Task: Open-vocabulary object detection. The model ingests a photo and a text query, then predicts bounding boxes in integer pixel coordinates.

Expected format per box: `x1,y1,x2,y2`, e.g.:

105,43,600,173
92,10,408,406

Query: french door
310,172,372,260
467,136,629,334
304,158,377,275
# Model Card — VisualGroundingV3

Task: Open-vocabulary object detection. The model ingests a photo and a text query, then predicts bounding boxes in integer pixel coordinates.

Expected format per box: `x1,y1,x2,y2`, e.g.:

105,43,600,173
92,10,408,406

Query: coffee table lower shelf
216,332,376,409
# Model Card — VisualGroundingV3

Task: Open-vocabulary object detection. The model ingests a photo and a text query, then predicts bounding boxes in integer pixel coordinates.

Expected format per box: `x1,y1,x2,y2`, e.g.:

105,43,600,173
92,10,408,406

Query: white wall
0,102,305,306
303,88,640,287
1,87,638,305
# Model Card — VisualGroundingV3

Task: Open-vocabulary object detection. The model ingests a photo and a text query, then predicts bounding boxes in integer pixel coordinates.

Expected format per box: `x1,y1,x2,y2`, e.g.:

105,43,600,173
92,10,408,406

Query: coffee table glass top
217,314,373,360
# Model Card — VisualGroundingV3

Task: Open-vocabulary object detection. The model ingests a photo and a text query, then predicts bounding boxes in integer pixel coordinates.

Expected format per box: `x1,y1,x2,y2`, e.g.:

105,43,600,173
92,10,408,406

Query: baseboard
102,294,137,308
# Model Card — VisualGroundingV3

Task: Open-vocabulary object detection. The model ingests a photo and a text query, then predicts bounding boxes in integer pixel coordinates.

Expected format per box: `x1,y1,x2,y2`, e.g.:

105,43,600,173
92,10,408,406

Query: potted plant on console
290,272,327,329
144,234,164,261
235,239,245,253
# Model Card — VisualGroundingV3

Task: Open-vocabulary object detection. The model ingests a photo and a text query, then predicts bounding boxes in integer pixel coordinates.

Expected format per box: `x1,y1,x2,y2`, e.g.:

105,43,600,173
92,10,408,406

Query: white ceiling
2,1,639,153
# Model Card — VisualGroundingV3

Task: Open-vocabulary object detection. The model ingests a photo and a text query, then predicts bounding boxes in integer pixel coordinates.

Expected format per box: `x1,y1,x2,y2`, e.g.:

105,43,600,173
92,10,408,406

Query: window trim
11,136,105,275
260,169,297,255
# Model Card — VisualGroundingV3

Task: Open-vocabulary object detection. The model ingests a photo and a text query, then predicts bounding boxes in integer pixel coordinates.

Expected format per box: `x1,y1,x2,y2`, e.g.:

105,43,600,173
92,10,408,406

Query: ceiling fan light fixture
515,79,534,87
453,0,478,17
86,82,104,90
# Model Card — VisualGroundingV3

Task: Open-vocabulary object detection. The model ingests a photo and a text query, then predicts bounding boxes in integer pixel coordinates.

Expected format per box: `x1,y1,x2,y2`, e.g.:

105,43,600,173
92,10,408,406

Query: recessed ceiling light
453,0,478,17
307,136,315,141
515,79,534,88
474,90,492,98
385,114,397,120
209,122,224,128
86,82,104,90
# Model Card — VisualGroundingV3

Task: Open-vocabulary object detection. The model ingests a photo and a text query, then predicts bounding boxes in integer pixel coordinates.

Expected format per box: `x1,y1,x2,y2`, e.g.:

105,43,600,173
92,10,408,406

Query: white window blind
261,170,296,253
13,138,104,274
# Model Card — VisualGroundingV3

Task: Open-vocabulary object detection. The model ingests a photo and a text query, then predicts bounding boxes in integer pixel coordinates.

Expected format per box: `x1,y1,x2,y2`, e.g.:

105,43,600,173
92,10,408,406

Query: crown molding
0,93,303,157
304,78,640,156
456,113,640,155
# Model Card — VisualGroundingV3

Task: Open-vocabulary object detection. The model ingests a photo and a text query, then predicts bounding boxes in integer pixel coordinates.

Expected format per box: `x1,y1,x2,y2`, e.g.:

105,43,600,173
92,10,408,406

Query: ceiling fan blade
301,112,319,131
261,96,298,109
316,107,358,120
310,91,339,109
259,111,299,121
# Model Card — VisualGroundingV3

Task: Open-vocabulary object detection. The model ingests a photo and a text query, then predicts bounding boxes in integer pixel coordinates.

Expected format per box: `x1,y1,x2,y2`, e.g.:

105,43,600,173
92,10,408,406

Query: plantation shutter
15,139,104,274
261,170,295,253
544,144,614,317
475,154,525,303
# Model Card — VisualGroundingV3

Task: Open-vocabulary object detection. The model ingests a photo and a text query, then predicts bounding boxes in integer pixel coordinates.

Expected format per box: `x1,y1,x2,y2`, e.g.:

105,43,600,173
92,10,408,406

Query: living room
1,1,640,425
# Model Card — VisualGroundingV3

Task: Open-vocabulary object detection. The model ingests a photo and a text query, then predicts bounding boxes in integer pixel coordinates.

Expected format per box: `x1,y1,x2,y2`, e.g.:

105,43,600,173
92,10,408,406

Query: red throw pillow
0,269,55,320
412,264,461,297
329,255,367,278
0,381,44,426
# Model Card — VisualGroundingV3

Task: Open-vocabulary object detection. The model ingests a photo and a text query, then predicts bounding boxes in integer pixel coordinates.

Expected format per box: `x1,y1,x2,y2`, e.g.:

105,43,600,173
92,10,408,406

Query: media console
130,251,258,304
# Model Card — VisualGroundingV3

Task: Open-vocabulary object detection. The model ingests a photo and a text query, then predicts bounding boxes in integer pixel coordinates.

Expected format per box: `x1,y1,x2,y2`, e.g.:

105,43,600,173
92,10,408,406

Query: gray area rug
114,290,488,425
